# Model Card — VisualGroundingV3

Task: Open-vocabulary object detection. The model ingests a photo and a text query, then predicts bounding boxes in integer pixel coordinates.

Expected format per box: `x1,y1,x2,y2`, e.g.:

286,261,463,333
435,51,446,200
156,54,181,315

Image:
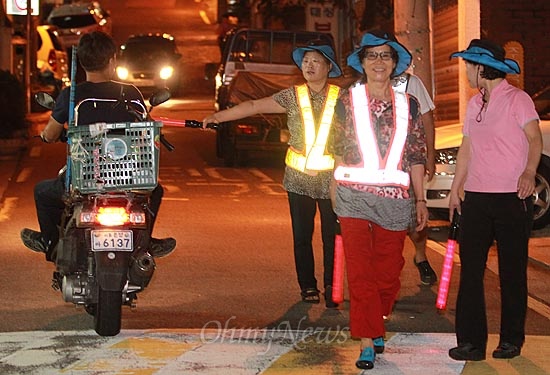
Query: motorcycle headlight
159,66,174,80
116,66,129,80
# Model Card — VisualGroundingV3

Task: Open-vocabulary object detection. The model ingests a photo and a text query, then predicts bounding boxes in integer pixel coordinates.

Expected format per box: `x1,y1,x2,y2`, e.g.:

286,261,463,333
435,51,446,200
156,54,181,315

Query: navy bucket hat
450,39,520,74
347,30,412,77
292,40,342,78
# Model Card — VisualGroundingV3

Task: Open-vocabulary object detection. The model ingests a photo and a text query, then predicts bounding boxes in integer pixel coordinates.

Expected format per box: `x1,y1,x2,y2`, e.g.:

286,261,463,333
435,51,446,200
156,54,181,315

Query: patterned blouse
273,85,343,199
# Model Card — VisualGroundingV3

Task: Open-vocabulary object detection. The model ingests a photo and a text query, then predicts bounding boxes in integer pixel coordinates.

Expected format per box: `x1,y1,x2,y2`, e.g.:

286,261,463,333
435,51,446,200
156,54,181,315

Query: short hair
480,64,506,80
77,31,117,72
465,60,507,80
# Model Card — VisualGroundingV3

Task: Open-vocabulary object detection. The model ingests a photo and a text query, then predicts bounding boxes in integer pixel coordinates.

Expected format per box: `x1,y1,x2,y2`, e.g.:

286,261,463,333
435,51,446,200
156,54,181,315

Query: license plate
91,230,133,251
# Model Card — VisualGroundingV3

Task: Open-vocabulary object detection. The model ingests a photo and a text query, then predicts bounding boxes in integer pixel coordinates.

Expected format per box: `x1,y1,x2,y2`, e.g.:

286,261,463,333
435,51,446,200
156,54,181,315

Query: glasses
365,51,393,61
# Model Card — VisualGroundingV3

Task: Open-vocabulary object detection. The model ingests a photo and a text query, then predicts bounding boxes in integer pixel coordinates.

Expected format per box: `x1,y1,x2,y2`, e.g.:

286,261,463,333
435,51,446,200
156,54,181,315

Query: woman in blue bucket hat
328,30,428,370
203,40,344,309
447,39,541,362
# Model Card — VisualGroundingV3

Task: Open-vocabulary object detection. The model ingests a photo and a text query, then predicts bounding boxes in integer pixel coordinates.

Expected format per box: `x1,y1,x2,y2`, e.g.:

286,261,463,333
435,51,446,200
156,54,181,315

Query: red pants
339,217,406,339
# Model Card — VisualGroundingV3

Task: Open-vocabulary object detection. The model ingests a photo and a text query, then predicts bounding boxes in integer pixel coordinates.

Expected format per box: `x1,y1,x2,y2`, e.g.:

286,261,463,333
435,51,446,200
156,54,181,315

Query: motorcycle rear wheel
94,287,122,336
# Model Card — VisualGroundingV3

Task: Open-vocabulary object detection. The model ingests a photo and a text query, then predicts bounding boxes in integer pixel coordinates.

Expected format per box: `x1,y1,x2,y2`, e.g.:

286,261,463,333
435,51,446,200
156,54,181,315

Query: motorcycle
33,89,174,336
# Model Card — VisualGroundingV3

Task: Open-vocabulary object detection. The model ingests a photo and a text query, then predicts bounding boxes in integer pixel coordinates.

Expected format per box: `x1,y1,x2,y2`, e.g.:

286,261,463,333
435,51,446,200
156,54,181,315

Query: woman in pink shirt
448,39,542,362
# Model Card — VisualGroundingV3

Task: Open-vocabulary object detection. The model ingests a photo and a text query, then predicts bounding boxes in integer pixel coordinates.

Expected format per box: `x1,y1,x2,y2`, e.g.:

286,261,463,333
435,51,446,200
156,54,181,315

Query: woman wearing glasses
329,30,428,370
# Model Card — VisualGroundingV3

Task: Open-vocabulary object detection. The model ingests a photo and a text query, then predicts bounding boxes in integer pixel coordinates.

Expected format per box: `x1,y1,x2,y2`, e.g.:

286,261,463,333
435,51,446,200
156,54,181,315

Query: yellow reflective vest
333,83,410,188
285,84,340,172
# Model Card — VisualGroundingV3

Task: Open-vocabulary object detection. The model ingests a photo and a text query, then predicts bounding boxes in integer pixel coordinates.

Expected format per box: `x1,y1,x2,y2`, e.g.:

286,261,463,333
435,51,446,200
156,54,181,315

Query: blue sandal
356,346,375,370
373,336,385,354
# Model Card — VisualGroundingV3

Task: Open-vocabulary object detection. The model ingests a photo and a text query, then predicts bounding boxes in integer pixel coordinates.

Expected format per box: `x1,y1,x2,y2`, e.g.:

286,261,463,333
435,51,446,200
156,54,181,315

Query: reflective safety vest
285,84,340,172
333,83,410,188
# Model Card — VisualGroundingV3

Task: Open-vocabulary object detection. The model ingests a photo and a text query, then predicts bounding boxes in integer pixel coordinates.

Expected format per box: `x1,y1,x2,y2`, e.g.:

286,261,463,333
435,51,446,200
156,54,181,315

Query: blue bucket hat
450,39,520,74
292,40,342,78
347,30,412,77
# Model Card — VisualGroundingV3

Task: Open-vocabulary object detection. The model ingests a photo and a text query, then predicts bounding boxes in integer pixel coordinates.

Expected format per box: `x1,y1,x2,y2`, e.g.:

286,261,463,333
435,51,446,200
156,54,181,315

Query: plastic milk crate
68,121,162,193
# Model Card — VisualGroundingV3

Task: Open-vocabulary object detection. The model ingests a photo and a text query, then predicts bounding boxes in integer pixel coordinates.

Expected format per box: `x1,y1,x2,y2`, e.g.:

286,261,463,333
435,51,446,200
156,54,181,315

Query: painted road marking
1,330,548,374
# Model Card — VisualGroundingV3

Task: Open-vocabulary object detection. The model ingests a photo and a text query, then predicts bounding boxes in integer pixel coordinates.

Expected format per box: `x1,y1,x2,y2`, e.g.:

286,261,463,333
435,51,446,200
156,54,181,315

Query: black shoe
21,228,49,253
449,343,486,361
324,286,339,309
492,342,521,359
149,237,176,258
414,258,438,285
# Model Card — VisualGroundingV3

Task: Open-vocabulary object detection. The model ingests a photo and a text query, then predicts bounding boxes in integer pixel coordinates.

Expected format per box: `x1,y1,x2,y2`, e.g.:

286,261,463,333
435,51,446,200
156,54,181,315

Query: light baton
436,209,460,311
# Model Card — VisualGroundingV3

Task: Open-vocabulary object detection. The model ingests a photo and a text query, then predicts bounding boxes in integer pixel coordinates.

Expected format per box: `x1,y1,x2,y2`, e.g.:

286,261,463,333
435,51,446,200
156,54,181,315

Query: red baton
436,209,460,311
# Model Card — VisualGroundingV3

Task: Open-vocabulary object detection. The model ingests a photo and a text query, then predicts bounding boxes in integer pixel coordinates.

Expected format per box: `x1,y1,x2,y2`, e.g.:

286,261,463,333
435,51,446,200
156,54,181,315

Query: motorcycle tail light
96,207,129,226
80,211,95,224
129,212,146,224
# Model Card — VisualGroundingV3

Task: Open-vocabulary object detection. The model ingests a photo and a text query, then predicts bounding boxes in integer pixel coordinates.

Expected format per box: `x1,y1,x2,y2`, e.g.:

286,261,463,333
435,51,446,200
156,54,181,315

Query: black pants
455,192,532,351
34,175,164,247
287,191,337,292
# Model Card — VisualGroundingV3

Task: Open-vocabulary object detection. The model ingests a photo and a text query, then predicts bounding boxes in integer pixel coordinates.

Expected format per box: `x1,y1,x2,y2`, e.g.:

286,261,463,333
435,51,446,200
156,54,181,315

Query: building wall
481,0,550,95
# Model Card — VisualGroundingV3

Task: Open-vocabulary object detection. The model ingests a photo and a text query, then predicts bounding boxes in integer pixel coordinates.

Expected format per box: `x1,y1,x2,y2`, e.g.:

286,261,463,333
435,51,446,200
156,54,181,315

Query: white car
426,86,550,229
46,1,112,47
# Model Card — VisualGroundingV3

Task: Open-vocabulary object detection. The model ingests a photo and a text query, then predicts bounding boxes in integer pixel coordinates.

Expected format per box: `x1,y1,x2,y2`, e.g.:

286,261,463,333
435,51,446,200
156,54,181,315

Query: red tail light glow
96,207,129,226
236,124,259,135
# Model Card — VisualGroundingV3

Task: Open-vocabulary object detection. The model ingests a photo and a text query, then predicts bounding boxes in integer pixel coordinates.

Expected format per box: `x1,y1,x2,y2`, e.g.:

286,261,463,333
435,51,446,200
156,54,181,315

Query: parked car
426,86,550,229
36,25,70,88
115,33,182,95
214,28,335,112
46,1,112,47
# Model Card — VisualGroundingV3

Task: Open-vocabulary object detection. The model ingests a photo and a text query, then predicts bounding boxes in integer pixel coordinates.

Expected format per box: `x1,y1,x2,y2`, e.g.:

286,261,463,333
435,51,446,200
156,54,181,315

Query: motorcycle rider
20,31,176,260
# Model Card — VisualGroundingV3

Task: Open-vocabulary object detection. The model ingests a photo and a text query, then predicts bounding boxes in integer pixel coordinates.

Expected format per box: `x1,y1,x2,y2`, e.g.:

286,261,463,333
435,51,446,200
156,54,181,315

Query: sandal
301,288,320,304
356,347,375,370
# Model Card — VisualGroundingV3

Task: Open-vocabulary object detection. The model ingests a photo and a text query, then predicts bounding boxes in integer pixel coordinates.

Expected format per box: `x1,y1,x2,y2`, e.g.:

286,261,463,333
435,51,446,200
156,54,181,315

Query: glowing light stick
436,209,460,311
332,221,345,304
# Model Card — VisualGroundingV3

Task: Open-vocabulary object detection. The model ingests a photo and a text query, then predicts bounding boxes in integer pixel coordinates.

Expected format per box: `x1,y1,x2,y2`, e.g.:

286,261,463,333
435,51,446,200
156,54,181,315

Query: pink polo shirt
463,80,540,193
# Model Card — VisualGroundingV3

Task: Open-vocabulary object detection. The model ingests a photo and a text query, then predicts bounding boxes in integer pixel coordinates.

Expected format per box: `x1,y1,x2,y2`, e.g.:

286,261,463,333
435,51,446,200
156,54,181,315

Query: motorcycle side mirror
148,88,171,107
35,92,56,110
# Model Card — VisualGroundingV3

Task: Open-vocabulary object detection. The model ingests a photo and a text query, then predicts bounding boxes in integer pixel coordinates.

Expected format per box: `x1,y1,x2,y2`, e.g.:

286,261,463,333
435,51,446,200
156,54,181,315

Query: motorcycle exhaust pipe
129,252,156,288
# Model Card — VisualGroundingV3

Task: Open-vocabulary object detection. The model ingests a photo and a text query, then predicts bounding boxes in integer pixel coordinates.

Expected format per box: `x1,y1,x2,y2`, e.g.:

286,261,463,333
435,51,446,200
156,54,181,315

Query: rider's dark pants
34,176,164,247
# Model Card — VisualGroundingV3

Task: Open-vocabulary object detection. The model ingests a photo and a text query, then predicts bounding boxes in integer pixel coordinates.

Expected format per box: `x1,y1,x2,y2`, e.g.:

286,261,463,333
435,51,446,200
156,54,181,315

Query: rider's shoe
149,237,176,258
21,228,50,253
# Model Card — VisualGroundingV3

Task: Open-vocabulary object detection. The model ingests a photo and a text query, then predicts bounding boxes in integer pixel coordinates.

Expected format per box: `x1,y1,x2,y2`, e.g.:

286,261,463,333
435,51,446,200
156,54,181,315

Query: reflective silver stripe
334,84,410,187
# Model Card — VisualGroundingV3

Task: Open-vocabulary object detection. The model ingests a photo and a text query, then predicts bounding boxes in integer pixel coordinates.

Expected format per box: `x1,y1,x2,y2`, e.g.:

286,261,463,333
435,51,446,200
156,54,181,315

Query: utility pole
25,0,33,113
393,0,433,97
